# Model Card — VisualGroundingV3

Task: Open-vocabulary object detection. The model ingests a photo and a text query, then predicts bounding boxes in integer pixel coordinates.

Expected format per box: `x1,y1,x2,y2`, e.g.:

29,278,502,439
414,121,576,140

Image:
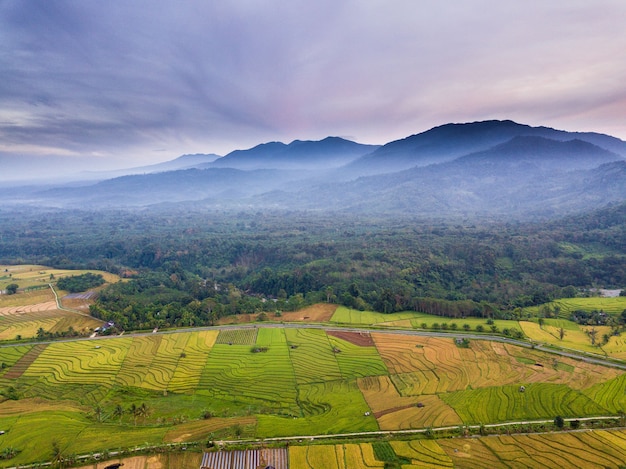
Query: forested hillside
0,203,624,331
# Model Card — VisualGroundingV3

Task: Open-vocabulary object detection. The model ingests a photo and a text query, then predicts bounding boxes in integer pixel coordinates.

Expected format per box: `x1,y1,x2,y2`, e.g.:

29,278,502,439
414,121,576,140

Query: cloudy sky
2,0,626,169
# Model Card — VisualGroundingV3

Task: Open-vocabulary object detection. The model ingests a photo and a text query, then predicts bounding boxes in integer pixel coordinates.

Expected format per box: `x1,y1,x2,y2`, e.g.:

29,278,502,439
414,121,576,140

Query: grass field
330,306,520,332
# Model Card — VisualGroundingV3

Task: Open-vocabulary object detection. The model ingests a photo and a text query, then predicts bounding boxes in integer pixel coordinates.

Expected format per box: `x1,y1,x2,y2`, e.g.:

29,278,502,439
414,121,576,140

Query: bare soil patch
216,303,337,325
60,296,94,311
373,403,416,419
279,303,338,322
0,300,58,316
3,343,48,379
327,330,375,346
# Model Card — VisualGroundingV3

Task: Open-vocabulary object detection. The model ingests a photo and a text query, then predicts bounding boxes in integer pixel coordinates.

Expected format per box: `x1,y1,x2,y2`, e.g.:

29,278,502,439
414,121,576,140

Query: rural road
3,319,626,371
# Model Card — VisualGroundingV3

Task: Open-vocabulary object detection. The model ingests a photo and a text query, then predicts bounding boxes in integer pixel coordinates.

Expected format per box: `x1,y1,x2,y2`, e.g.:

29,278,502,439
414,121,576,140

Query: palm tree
93,405,103,423
128,403,139,426
51,440,65,468
112,404,124,424
138,402,150,423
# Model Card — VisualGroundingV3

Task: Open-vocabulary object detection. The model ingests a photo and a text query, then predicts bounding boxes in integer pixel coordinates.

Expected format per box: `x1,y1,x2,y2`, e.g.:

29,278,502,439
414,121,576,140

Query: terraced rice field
519,321,605,354
0,308,101,340
286,328,343,384
198,333,299,413
440,429,626,468
550,297,626,317
358,375,461,430
257,378,377,437
390,440,454,468
1,325,626,467
0,279,102,340
289,443,384,469
292,429,626,469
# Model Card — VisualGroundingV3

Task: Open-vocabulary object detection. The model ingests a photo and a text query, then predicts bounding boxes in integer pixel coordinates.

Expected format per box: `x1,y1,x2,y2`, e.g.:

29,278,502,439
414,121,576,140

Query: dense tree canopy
0,203,625,330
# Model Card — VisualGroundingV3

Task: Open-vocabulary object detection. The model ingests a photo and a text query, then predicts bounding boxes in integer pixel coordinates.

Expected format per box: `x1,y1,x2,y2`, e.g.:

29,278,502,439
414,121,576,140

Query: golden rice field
0,264,119,291
289,443,384,469
439,429,626,468
291,430,626,469
391,440,454,468
0,266,116,341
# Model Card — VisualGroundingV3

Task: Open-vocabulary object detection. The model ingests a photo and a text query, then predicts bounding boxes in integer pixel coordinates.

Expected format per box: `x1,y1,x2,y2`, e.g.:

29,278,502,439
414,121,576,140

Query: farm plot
257,379,377,437
22,338,131,386
0,265,118,292
0,287,55,308
358,375,461,430
374,333,619,396
408,316,518,332
375,335,518,395
441,431,626,469
290,445,342,469
0,300,57,315
330,306,421,325
116,333,193,391
551,297,626,317
0,408,166,468
197,341,299,414
0,310,73,340
500,342,622,390
440,383,607,424
290,444,383,469
285,328,343,384
141,332,190,390
75,453,203,469
278,303,337,322
519,321,603,354
115,335,163,388
215,328,258,345
598,332,626,360
163,415,257,443
390,440,454,469
583,374,626,413
168,330,218,393
0,344,42,379
256,326,288,346
326,332,388,379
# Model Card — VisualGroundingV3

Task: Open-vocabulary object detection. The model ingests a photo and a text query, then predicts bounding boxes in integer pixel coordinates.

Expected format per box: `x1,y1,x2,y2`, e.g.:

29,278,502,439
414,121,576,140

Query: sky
2,0,626,172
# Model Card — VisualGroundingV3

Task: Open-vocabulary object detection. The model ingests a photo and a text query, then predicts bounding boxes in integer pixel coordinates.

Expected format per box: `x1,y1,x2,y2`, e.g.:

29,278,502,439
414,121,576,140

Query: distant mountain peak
211,136,380,170
345,119,626,176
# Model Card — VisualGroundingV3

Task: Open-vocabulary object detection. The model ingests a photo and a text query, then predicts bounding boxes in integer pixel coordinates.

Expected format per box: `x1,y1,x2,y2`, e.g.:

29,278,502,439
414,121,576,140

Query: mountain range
4,120,626,218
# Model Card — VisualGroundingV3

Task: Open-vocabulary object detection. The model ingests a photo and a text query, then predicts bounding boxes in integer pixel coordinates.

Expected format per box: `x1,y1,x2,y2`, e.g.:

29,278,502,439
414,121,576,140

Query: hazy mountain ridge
210,136,380,170
344,120,626,176
6,120,626,218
